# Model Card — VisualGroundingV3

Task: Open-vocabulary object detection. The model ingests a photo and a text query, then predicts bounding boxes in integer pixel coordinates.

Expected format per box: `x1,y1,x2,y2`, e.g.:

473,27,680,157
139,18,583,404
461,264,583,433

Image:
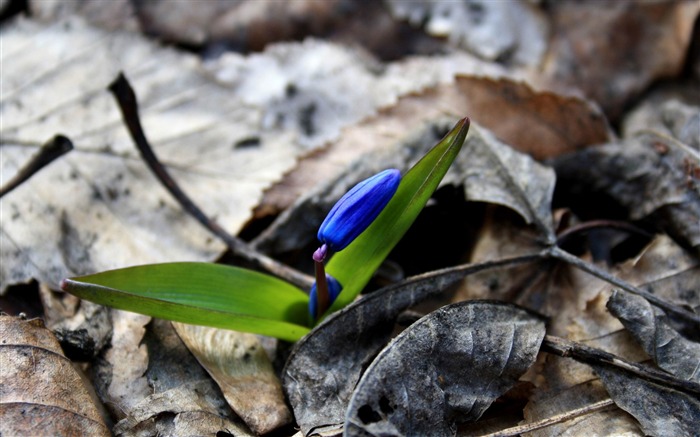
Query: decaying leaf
540,0,700,119
173,323,292,435
522,380,641,437
344,301,545,436
607,267,700,382
554,132,700,254
622,85,700,149
449,123,557,243
594,364,700,437
0,16,300,292
103,319,252,436
386,0,548,67
0,315,110,437
453,76,612,160
283,250,467,436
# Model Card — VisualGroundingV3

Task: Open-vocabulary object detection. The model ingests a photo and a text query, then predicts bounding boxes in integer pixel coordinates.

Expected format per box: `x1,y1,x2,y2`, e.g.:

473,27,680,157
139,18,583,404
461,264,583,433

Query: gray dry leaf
0,315,110,437
386,0,548,67
344,301,546,437
102,319,252,437
0,16,299,292
283,248,479,436
172,322,291,435
607,267,700,382
450,123,557,243
593,365,700,437
553,132,700,254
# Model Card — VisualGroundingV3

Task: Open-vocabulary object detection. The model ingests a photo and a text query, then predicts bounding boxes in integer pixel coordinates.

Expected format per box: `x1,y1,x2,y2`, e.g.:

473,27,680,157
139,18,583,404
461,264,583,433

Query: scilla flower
313,168,401,261
309,274,343,320
311,168,401,320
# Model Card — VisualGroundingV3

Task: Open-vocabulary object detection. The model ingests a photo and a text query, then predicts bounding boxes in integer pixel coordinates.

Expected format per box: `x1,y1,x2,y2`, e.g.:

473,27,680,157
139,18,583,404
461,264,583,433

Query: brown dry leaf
0,315,110,437
173,322,292,435
454,76,612,160
257,73,610,218
539,0,700,120
95,319,253,436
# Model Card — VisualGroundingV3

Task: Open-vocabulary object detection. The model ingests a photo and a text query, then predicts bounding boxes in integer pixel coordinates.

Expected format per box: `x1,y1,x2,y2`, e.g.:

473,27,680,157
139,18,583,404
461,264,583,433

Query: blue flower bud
309,274,343,319
318,169,401,252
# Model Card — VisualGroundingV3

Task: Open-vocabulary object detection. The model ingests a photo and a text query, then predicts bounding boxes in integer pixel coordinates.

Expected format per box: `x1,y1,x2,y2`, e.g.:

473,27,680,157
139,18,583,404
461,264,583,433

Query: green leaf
61,262,310,342
324,118,470,316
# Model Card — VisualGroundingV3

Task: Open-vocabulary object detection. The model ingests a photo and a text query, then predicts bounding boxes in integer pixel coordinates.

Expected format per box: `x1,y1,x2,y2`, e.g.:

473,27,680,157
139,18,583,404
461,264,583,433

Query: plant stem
107,72,314,290
314,260,330,319
548,245,700,328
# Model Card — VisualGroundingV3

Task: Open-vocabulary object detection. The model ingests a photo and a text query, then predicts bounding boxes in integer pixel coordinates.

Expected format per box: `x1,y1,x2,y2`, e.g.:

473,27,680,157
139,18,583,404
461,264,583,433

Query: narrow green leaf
325,117,470,316
61,262,310,342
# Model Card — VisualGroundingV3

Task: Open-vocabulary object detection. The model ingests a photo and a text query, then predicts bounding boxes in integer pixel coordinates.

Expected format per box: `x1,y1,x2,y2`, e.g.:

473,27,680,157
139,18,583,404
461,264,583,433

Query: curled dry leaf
104,319,252,436
607,267,700,382
0,315,110,437
449,123,557,243
344,301,546,436
553,132,700,255
172,323,292,435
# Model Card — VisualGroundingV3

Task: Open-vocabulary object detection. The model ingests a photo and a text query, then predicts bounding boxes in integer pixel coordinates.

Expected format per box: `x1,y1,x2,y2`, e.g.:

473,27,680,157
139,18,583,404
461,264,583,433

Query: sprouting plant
61,118,471,341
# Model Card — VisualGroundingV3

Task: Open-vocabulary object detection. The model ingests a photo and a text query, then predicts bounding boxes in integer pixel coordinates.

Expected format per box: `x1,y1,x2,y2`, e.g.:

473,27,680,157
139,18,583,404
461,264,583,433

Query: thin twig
548,245,700,328
107,72,314,289
475,398,616,437
556,219,653,246
0,135,73,198
542,335,700,396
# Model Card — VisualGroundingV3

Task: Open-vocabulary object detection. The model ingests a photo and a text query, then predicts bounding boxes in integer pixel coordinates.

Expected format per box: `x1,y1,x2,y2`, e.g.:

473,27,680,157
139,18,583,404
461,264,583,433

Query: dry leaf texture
0,315,110,437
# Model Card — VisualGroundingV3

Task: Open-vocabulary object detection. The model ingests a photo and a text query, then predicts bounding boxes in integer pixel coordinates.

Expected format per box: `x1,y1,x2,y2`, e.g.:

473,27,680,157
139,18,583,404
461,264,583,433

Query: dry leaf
554,132,700,254
98,319,253,436
539,0,700,119
345,301,545,436
173,323,292,435
386,0,548,67
0,16,304,292
0,315,110,437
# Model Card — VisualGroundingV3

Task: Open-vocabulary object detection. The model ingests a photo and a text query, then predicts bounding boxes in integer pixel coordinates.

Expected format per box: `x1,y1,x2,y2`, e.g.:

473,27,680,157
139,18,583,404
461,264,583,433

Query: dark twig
556,219,653,246
542,334,700,396
107,72,314,289
548,245,700,328
0,135,73,198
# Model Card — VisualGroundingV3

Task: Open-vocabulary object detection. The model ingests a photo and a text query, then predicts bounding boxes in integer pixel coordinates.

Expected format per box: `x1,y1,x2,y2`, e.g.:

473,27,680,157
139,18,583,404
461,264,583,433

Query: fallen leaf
453,76,612,160
622,85,700,149
553,132,700,255
522,380,641,437
449,123,557,243
0,315,110,437
103,319,253,436
344,301,545,436
386,0,549,67
607,267,700,382
539,0,700,119
594,364,700,437
173,323,292,435
0,16,300,292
